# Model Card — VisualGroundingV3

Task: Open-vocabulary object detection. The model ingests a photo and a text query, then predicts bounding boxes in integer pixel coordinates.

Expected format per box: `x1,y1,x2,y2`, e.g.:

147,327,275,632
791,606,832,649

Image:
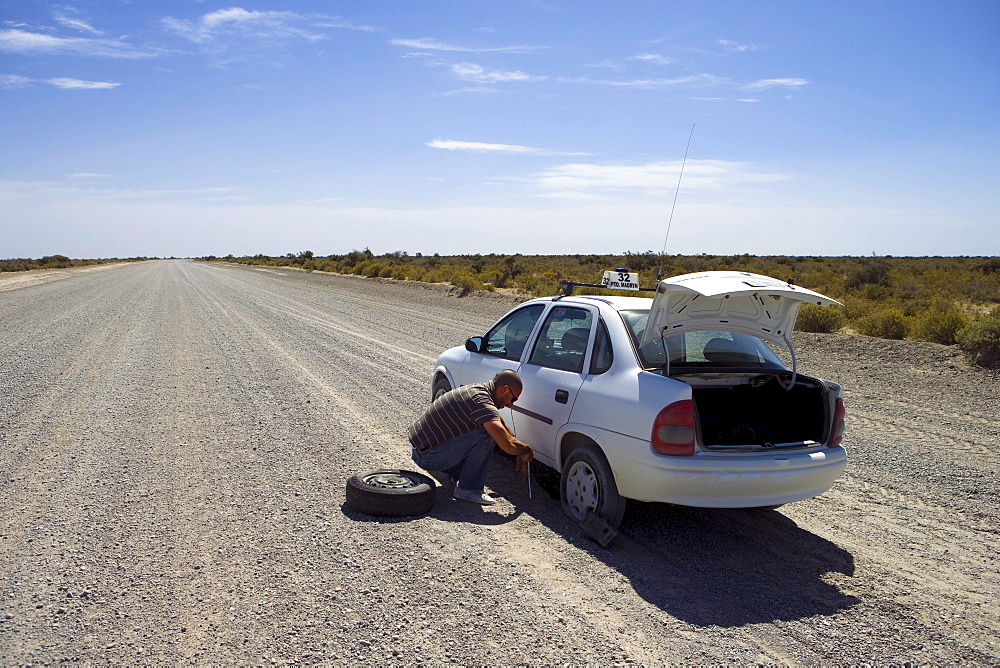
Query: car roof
533,295,653,311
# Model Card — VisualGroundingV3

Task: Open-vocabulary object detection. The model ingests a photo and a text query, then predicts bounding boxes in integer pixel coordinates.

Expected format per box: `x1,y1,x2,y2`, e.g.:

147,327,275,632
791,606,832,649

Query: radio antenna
656,123,695,281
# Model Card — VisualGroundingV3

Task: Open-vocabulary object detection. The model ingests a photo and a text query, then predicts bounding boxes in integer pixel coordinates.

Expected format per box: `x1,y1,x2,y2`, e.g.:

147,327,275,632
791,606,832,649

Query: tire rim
565,460,599,521
362,472,418,489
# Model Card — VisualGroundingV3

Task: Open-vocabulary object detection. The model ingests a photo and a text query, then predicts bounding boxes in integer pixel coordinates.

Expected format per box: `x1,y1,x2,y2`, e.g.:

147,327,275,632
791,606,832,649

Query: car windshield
620,310,787,371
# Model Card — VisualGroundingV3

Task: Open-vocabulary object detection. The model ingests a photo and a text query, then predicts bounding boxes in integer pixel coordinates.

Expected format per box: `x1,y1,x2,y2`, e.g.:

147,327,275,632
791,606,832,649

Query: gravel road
1,260,997,664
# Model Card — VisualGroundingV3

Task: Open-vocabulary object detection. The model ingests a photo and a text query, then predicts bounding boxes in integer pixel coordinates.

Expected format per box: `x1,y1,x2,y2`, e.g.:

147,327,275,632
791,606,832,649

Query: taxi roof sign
558,270,655,297
602,270,639,291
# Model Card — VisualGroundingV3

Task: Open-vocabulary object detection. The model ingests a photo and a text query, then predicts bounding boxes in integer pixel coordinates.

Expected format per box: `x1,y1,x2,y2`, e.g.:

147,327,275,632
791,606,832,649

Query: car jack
580,511,618,547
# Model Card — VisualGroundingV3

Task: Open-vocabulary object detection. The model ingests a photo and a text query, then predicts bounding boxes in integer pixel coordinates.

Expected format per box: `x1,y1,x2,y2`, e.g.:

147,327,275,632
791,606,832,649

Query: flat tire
560,444,626,528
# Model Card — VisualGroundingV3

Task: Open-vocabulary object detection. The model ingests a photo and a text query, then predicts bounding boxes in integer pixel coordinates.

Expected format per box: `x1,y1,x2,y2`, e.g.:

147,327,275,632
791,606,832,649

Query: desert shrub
856,309,909,339
796,304,844,333
0,259,37,272
851,283,893,302
844,257,891,290
956,317,1000,367
976,258,1000,274
39,255,72,268
452,274,479,296
520,270,562,296
911,307,968,345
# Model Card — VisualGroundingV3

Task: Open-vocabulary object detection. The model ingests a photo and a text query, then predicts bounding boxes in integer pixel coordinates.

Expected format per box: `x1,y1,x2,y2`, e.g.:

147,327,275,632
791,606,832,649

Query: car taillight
651,400,696,456
830,397,846,448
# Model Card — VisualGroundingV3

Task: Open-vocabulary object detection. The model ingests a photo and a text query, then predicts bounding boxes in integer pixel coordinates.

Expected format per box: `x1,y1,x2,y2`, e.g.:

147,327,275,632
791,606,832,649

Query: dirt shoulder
0,262,138,293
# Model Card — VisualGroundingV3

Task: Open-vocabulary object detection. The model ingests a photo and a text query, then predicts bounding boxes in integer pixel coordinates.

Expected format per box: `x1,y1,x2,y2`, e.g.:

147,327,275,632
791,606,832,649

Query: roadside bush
911,307,968,345
452,274,479,297
956,316,1000,367
795,304,844,333
39,255,72,268
856,309,909,339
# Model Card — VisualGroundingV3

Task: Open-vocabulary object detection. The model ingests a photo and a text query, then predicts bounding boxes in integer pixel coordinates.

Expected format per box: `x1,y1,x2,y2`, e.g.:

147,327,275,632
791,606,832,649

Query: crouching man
408,369,534,505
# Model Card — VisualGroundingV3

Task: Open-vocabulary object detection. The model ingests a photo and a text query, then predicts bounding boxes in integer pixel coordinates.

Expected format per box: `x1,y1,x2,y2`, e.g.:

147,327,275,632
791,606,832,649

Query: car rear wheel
560,444,626,528
345,469,436,517
432,377,452,401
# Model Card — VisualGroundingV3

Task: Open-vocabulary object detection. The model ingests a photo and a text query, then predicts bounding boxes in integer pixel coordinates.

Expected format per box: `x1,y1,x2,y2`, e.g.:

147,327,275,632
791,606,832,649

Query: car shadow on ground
486,456,860,628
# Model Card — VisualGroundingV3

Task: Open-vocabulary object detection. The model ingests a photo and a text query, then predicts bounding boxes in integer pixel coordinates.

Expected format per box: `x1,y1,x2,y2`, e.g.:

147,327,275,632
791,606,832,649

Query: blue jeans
411,428,494,493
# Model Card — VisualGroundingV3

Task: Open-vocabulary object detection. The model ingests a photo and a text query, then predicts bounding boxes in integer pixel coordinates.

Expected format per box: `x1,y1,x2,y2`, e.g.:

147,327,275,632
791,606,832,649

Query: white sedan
429,271,847,527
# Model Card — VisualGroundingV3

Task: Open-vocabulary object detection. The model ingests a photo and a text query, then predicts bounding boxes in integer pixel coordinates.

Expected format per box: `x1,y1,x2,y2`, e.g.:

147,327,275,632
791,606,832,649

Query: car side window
590,318,613,374
483,305,545,360
528,306,593,373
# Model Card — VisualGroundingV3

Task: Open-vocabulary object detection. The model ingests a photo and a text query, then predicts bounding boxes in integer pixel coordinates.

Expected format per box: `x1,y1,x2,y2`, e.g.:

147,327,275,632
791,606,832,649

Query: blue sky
2,1,998,259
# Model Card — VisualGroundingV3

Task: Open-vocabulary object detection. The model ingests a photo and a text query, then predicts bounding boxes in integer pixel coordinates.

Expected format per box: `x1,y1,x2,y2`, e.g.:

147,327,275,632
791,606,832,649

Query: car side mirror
465,336,483,353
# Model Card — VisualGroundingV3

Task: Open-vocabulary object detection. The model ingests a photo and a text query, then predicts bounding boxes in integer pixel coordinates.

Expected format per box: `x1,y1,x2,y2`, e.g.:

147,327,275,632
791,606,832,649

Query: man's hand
515,444,533,477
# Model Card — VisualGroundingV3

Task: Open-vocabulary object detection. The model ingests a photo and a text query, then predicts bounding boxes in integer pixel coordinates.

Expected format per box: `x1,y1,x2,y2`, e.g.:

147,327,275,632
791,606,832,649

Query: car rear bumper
581,426,848,507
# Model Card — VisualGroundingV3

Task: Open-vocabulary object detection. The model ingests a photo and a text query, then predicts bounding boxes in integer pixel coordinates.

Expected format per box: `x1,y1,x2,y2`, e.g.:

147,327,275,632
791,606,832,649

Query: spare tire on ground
344,469,436,517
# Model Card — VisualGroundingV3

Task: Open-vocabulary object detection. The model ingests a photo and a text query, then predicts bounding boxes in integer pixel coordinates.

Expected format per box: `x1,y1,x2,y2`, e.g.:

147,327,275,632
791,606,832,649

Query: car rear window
620,310,786,371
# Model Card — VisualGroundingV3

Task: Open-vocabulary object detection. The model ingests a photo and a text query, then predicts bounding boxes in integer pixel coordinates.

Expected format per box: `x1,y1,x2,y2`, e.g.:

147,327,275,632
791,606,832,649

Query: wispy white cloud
583,59,623,71
390,37,544,54
629,53,675,66
693,96,759,103
312,18,379,33
451,62,542,83
527,160,789,198
427,138,588,156
435,86,501,96
718,39,759,53
1,74,121,89
562,73,728,89
0,179,243,202
0,73,32,88
160,7,377,59
53,8,102,35
0,28,161,58
47,77,120,89
742,77,809,91
163,8,326,44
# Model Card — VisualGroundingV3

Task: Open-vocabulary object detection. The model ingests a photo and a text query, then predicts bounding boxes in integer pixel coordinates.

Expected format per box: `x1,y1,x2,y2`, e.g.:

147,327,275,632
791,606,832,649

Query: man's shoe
453,487,496,505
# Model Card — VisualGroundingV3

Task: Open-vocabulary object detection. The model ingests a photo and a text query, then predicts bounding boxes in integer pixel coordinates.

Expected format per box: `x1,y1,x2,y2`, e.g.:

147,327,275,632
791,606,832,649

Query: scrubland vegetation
204,250,1000,368
0,255,149,272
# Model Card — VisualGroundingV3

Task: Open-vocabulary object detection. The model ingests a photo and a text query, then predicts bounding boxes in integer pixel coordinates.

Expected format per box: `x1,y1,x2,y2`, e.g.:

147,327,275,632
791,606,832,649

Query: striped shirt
408,380,499,453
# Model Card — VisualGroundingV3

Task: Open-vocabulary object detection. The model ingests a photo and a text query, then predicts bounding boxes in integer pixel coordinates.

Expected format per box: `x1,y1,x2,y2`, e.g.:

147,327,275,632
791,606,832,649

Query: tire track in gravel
848,413,994,458
790,481,1000,659
0,266,158,564
178,264,421,461
209,268,442,364
232,265,498,337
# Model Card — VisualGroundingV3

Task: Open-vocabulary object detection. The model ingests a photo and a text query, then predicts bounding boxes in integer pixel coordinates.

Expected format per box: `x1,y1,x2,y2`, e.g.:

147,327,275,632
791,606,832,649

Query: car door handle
555,389,569,404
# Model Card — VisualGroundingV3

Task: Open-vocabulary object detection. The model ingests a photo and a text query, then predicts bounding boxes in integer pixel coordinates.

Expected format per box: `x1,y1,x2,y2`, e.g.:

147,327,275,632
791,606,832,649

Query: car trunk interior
681,373,829,449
